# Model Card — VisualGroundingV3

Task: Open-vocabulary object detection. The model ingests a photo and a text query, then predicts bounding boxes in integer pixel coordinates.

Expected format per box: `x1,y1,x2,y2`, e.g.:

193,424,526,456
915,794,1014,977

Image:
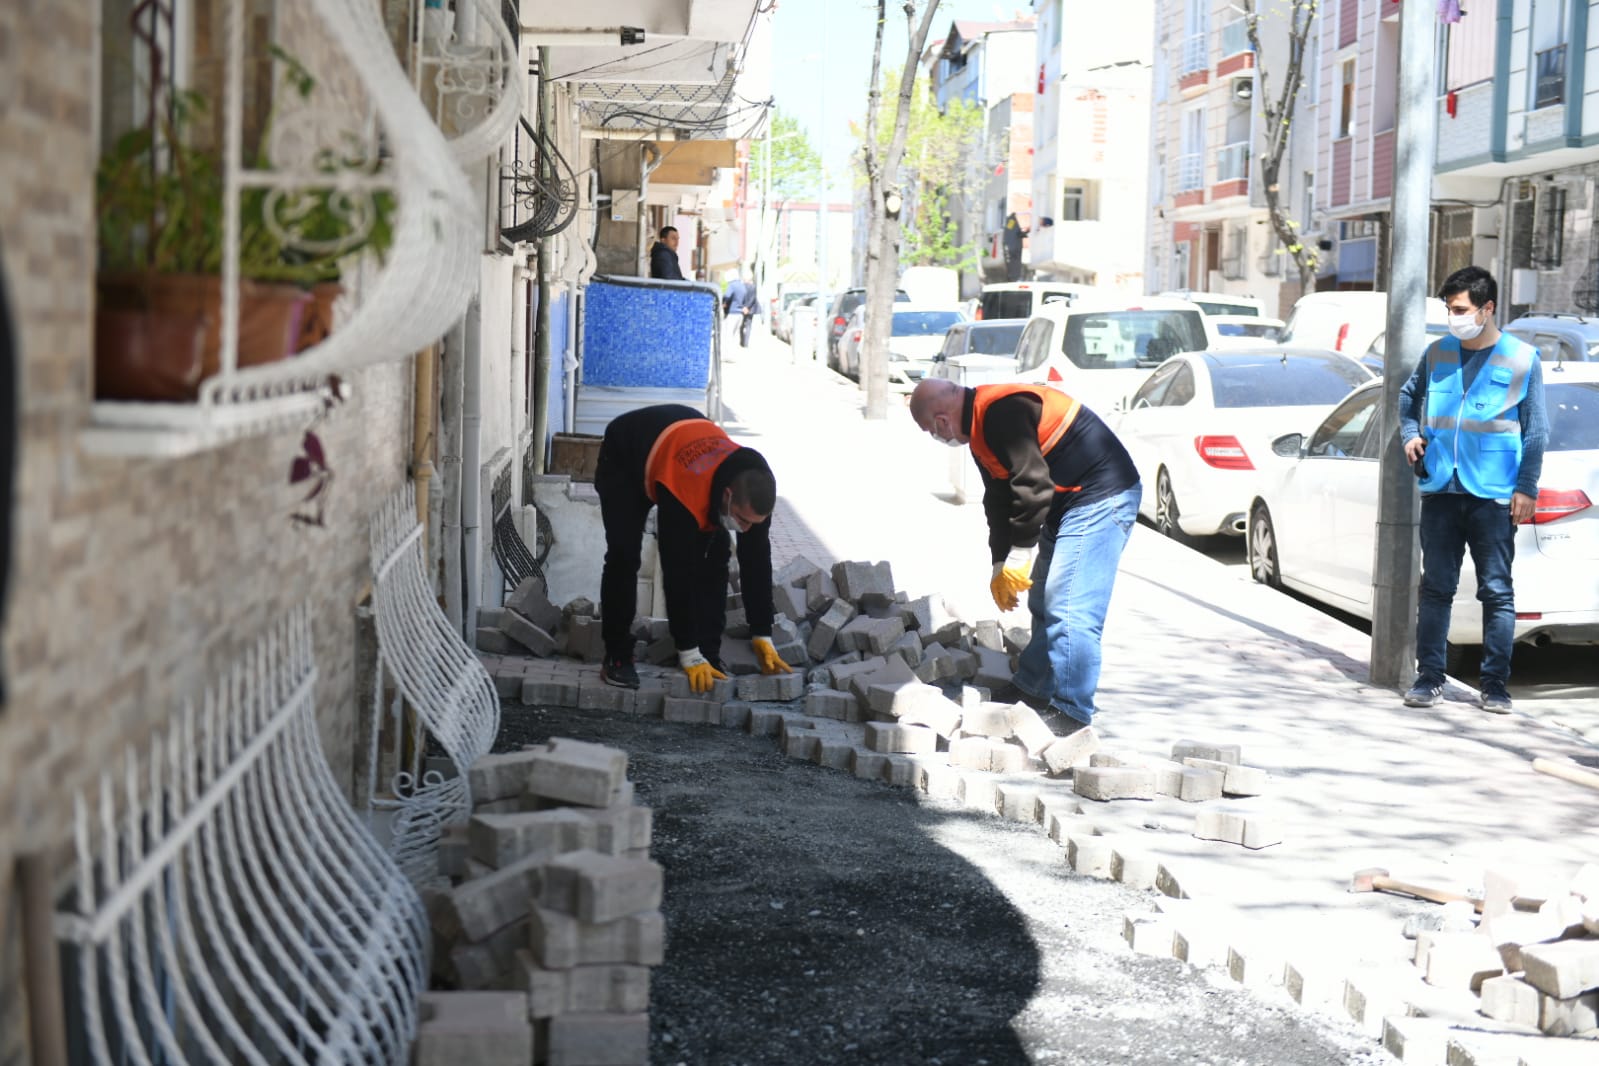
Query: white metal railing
369,485,500,884
87,0,486,456
411,0,524,166
1219,18,1250,58
1178,152,1205,192
1180,33,1208,75
53,609,429,1064
1216,141,1249,183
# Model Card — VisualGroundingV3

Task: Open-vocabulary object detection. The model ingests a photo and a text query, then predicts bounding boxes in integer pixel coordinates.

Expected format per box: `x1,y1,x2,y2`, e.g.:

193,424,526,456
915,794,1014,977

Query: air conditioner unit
1231,75,1254,103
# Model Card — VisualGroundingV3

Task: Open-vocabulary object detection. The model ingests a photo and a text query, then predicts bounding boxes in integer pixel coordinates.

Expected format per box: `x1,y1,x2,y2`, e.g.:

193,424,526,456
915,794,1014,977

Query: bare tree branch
1243,0,1320,294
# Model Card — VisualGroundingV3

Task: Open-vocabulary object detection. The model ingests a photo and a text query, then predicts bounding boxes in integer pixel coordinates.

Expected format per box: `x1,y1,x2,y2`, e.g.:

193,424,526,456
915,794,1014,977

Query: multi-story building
1031,0,1152,294
1146,0,1320,314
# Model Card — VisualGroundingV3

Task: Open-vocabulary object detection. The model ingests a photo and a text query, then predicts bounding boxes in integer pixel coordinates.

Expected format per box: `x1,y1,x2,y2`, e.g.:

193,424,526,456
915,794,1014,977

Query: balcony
1179,33,1209,92
1175,152,1205,207
1211,141,1248,199
1534,44,1566,109
1217,18,1255,77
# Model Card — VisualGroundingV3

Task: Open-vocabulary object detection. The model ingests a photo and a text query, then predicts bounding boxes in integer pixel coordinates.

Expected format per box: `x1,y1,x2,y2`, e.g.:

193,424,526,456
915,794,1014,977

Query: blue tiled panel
582,279,716,389
547,291,568,434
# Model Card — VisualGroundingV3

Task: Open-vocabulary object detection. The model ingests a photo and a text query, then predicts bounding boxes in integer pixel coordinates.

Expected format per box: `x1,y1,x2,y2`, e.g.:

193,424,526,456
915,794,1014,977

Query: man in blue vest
1398,266,1548,713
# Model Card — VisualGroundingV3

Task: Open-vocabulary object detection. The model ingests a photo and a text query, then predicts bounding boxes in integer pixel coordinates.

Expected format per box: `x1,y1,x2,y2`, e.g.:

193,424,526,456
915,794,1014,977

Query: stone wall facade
0,1,419,1061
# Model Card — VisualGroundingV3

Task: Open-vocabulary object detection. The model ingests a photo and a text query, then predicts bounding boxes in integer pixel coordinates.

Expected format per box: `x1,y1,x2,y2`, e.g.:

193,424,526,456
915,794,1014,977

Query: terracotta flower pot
296,282,343,352
93,308,207,402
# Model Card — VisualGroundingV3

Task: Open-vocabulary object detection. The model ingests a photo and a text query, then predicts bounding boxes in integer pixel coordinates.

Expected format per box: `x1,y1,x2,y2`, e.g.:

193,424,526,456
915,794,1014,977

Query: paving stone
1172,918,1231,968
912,642,957,683
995,783,1041,823
540,851,664,924
771,582,809,623
1519,938,1599,999
508,575,564,634
1227,940,1285,988
972,619,1005,651
803,569,840,613
1194,802,1284,849
1443,1027,1597,1066
988,738,1030,774
1006,703,1057,757
1149,759,1188,797
469,749,545,804
773,638,809,667
1182,756,1269,797
1068,836,1115,878
1177,767,1225,802
492,668,524,699
813,737,855,770
897,692,962,738
1073,765,1156,802
439,824,469,879
775,554,826,589
888,631,923,667
782,730,821,760
957,773,999,813
807,599,859,660
851,749,889,780
439,853,547,943
523,675,582,708
663,696,721,724
468,809,593,868
546,1012,649,1066
1109,844,1160,890
633,685,666,717
948,735,993,771
563,616,605,662
473,797,525,816
502,608,558,657
1479,974,1542,1027
720,701,752,729
477,627,520,656
971,644,1013,691
448,915,531,989
831,559,895,606
717,638,762,675
528,907,665,969
735,672,805,702
663,672,734,702
527,739,628,807
913,756,961,798
836,615,906,656
1171,740,1242,765
413,991,534,1066
577,682,633,714
961,702,1013,738
864,721,938,755
805,688,858,721
882,754,917,788
1123,911,1175,956
1041,726,1100,775
1417,930,1506,990
514,952,651,1019
864,679,946,719
1536,984,1599,1036
842,656,917,702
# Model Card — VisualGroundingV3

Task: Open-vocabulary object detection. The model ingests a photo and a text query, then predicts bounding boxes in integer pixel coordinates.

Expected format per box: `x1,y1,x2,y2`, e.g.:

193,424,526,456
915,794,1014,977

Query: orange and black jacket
605,404,775,644
962,384,1139,563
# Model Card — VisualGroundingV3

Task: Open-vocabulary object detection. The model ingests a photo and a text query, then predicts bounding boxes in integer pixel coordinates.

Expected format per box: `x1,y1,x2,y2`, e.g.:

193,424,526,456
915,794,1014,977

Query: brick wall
0,1,417,1061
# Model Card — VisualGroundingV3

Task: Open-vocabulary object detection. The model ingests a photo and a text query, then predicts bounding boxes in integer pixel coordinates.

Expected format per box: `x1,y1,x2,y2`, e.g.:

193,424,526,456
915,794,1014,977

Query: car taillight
851,330,861,343
1195,435,1255,470
1335,323,1350,351
975,307,983,320
834,317,846,327
1529,488,1593,524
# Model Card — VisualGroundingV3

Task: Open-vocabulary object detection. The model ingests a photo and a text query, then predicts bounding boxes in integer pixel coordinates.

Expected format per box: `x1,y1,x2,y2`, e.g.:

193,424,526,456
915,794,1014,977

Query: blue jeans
1417,493,1516,685
1013,485,1141,726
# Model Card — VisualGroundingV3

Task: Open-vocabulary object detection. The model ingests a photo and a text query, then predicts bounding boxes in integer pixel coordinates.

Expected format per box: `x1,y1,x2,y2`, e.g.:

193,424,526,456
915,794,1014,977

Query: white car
1279,291,1450,358
1112,348,1373,539
1157,290,1268,318
1209,315,1285,346
1246,364,1599,651
838,305,967,385
1009,296,1212,414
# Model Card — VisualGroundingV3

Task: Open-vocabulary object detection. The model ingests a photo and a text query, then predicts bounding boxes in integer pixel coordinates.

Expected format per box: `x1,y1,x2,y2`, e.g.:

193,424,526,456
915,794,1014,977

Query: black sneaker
1479,682,1512,714
1403,677,1444,707
1037,709,1088,738
600,657,639,690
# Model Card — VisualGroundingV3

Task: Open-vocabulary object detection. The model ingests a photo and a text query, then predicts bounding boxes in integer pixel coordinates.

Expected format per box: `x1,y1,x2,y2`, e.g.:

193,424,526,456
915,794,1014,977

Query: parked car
1111,348,1373,539
1210,315,1286,346
976,281,1107,321
837,306,967,384
1503,312,1599,364
1157,290,1268,318
1278,291,1449,357
1246,363,1599,652
825,287,910,365
1363,322,1451,371
772,290,815,341
930,319,1029,379
1008,295,1211,413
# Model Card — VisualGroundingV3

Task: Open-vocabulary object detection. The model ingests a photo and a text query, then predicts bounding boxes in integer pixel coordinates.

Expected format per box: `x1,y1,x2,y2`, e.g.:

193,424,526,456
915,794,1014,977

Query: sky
765,0,1032,199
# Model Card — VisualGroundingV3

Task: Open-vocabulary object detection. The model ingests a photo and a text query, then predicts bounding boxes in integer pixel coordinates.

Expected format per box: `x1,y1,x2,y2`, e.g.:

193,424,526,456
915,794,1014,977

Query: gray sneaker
1479,682,1512,714
1403,677,1444,707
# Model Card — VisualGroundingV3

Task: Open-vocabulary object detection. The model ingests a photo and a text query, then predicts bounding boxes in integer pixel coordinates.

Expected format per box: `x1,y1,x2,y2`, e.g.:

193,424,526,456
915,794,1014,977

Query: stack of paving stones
413,738,661,1066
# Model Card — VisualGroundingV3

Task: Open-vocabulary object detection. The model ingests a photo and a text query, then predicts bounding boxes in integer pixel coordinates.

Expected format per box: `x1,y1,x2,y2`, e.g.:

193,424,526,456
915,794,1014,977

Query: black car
825,288,909,367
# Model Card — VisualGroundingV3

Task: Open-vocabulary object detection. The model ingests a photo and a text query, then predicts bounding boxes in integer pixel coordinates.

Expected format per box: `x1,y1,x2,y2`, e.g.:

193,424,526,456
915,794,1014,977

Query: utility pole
1369,0,1438,687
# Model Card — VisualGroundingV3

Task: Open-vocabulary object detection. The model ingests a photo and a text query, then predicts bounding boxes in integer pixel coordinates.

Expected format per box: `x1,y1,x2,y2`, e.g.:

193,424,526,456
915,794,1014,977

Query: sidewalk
718,335,1599,980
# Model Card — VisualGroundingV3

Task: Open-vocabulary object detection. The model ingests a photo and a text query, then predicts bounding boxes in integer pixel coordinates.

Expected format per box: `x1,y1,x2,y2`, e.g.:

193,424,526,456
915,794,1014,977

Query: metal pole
531,46,552,475
814,0,831,366
1369,0,1438,687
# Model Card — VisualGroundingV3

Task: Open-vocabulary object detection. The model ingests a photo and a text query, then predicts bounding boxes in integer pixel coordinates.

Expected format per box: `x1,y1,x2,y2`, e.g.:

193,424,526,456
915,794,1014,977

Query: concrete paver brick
804,570,840,613
717,639,761,676
817,739,856,771
1478,974,1541,1027
805,688,857,721
1123,912,1175,956
439,853,547,942
914,757,961,798
961,702,1013,738
772,582,809,622
469,749,546,803
897,692,962,738
523,676,582,707
1194,802,1284,849
573,805,653,855
448,916,531,989
1041,727,1101,775
515,952,651,1018
995,783,1041,823
1006,703,1057,757
882,754,917,788
1443,1029,1595,1066
564,616,605,662
988,738,1030,775
775,555,826,588
663,696,722,724
948,735,993,771
972,620,1004,651
864,721,938,755
851,749,889,780
782,730,821,761
720,701,752,729
528,906,665,969
508,575,564,634
502,609,557,657
888,631,923,667
492,668,523,699
1150,759,1188,796
1226,941,1285,989
1068,836,1115,878
836,615,906,655
1416,930,1506,990
1171,740,1242,765
546,1012,649,1066
831,560,895,606
469,809,592,868
1109,845,1160,890
1074,766,1156,802
528,739,629,807
413,992,534,1066
474,798,524,816
632,684,667,717
1518,938,1599,999
972,645,1013,692
1381,1014,1457,1065
958,772,999,813
1178,767,1225,802
1182,756,1269,796
734,672,805,702
1284,959,1347,1008
664,673,734,702
807,599,858,660
577,682,634,714
540,850,664,924
477,627,520,656
440,824,469,879
1172,922,1230,969
1537,985,1599,1036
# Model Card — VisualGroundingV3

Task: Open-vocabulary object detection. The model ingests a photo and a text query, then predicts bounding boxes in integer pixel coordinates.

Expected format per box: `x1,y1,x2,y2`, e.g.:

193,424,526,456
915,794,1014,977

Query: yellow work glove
752,636,793,675
677,648,728,693
989,547,1034,611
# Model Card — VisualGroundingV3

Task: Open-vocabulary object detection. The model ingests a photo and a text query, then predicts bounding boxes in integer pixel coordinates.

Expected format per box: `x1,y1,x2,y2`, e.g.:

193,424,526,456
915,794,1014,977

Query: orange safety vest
643,418,742,531
969,383,1081,481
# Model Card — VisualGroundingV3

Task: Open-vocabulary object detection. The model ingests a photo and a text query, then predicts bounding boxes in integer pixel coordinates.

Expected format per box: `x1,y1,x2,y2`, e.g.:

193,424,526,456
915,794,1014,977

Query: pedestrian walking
649,226,685,280
909,379,1141,737
735,265,760,348
593,404,793,692
1399,265,1547,713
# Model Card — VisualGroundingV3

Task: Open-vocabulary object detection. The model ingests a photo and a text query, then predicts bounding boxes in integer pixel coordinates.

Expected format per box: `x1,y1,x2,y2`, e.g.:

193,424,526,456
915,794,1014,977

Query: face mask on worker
719,490,744,533
1448,308,1485,341
931,415,963,448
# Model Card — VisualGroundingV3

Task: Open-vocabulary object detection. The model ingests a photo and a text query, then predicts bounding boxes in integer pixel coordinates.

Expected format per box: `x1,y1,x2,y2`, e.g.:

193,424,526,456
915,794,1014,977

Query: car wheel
1154,469,1187,542
1248,503,1282,589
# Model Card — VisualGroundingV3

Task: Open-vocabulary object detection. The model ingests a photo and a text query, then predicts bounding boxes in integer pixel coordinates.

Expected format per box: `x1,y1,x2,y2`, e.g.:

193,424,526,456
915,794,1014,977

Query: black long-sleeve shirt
963,388,1140,563
648,241,685,281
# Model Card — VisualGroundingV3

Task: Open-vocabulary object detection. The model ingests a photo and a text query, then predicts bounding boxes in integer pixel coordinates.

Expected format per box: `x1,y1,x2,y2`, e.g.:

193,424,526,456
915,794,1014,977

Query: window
1014,319,1053,373
1303,170,1316,226
1060,309,1209,370
1221,226,1246,280
1546,383,1599,450
1530,0,1570,107
1337,59,1355,139
1129,362,1180,409
1062,184,1087,221
1164,364,1197,406
1308,389,1377,458
1534,44,1567,108
1209,354,1372,408
1532,186,1566,268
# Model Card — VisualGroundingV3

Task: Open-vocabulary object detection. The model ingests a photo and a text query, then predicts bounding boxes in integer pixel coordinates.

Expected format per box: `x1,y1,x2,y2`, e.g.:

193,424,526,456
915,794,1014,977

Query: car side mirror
1272,432,1304,458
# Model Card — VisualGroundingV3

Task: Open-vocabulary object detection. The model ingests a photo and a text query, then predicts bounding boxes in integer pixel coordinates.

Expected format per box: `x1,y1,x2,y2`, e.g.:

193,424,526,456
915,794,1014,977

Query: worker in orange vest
594,405,792,692
909,379,1141,742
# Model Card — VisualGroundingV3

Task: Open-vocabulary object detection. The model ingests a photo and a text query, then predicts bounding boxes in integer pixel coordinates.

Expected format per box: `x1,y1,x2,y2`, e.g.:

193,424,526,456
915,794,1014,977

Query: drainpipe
512,257,531,459
440,318,465,632
462,298,484,638
411,342,438,553
530,46,554,473
638,143,662,276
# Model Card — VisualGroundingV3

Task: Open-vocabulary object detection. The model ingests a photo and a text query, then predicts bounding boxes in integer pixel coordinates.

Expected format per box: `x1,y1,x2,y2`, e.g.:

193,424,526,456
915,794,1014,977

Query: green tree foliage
748,110,822,203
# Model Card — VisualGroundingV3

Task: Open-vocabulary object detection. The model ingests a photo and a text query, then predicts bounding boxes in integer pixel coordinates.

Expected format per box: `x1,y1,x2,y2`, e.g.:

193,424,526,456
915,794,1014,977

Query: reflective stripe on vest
969,384,1081,480
644,418,741,530
1417,334,1534,499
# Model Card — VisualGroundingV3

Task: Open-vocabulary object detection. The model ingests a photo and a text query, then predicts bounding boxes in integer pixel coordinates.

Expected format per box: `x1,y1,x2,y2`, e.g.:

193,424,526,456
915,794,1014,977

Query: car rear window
1209,355,1372,408
1060,310,1209,370
1546,382,1599,450
1195,300,1257,317
892,311,964,336
966,323,1025,354
980,292,1032,320
1216,322,1279,339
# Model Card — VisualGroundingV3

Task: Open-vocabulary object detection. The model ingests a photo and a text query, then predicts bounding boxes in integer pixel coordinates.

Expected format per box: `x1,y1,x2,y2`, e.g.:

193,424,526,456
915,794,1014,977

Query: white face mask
719,513,742,534
931,417,964,448
1448,311,1485,342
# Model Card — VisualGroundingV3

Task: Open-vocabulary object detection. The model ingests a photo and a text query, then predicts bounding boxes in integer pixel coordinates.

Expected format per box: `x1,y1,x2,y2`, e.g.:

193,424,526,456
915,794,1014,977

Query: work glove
751,636,793,675
678,647,728,693
989,547,1034,611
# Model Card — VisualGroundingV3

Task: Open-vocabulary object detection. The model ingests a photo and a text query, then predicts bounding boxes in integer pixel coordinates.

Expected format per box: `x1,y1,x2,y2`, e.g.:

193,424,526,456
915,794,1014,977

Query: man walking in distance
909,379,1141,741
594,405,793,692
649,226,685,280
1399,266,1547,713
735,264,761,348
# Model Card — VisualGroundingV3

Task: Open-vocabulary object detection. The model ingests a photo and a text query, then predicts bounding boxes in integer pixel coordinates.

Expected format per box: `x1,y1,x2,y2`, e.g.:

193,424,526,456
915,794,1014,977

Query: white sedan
1111,348,1373,539
1246,364,1599,651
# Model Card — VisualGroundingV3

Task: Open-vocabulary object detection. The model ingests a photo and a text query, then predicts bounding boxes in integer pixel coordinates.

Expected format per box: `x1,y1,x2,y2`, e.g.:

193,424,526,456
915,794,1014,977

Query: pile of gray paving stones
411,738,662,1066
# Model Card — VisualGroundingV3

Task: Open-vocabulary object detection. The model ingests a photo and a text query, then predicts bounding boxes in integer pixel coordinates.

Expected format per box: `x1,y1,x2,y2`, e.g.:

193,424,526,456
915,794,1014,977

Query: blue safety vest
1416,333,1536,499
